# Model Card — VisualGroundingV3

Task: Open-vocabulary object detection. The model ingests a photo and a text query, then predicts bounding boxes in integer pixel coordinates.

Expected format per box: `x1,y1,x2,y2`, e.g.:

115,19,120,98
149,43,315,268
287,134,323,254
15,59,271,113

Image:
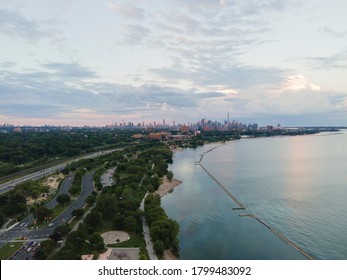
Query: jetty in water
197,162,246,210
195,144,314,260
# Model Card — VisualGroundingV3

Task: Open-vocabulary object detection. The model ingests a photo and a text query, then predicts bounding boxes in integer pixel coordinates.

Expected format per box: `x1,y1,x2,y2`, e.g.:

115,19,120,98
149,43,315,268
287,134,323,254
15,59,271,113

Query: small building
147,133,162,140
131,134,144,139
180,125,190,134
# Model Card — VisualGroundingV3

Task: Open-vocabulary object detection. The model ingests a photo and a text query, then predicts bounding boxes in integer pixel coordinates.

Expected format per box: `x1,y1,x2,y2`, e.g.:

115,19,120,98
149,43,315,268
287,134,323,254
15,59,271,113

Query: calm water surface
162,130,347,259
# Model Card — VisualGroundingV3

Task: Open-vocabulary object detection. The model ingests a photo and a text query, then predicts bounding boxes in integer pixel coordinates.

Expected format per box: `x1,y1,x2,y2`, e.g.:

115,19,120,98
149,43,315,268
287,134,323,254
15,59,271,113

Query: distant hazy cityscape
2,116,345,133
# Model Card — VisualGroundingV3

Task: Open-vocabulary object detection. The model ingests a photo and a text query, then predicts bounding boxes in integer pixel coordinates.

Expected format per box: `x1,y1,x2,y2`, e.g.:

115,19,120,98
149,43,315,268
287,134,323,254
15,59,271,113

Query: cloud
319,26,347,39
0,68,226,124
0,61,16,68
1,66,346,126
106,2,145,19
151,63,285,89
41,62,97,79
281,75,320,91
305,49,347,70
0,9,53,41
121,24,151,44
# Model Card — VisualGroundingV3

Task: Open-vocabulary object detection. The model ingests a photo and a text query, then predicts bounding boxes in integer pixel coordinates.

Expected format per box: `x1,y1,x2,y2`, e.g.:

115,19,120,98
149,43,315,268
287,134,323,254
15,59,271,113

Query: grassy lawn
0,242,24,260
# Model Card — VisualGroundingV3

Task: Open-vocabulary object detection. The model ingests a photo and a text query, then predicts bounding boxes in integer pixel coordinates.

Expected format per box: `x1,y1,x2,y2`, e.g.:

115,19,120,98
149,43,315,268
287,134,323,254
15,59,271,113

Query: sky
0,0,347,127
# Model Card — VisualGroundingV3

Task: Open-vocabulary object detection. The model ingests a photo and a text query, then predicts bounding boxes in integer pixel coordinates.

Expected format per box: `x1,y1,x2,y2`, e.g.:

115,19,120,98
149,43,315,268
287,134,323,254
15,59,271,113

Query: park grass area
0,242,23,260
107,233,145,248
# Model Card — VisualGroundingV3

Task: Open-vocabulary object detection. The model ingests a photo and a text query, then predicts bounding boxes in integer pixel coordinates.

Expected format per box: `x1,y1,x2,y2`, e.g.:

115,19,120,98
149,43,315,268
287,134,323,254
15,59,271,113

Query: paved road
0,176,74,249
45,175,74,209
1,172,95,259
51,171,95,228
0,149,120,195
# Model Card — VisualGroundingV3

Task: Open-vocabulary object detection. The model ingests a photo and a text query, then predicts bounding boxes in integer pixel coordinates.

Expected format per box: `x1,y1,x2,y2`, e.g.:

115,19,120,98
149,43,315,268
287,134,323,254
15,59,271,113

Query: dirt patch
42,173,64,190
101,231,130,245
26,173,64,205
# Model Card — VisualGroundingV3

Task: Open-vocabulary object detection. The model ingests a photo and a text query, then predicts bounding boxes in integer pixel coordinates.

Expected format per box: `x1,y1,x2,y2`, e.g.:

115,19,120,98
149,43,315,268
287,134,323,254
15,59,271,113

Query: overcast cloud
0,0,346,126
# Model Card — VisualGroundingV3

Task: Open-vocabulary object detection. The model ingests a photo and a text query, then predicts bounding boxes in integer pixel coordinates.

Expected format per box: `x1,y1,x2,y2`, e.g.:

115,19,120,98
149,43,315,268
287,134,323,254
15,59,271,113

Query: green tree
124,216,137,232
34,239,57,260
150,219,179,249
89,233,105,251
0,210,5,227
153,240,164,256
65,229,88,251
84,211,102,230
56,194,71,206
52,248,81,260
36,206,53,222
95,194,118,220
53,224,71,237
150,176,161,191
71,208,84,218
4,192,26,216
167,171,173,181
85,195,96,205
113,212,125,230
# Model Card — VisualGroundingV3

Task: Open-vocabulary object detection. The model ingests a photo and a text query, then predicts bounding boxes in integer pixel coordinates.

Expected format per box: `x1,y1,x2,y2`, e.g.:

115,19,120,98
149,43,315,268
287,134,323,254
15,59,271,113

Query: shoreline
155,176,182,198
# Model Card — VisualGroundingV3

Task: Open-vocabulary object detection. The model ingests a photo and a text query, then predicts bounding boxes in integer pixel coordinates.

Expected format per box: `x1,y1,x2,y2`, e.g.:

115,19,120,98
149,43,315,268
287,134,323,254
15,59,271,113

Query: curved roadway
0,172,95,259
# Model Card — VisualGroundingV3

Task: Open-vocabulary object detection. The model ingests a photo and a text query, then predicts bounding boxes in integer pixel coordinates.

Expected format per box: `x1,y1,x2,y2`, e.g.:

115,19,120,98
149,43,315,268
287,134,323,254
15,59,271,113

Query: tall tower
227,111,230,124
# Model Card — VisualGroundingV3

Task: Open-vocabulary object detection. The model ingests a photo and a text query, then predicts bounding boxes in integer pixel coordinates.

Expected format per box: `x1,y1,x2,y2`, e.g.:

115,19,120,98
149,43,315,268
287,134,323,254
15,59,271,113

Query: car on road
48,222,54,227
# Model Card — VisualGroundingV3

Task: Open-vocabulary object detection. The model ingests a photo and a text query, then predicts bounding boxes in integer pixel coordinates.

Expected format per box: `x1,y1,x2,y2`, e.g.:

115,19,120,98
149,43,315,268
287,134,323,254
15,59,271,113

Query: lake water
161,130,347,260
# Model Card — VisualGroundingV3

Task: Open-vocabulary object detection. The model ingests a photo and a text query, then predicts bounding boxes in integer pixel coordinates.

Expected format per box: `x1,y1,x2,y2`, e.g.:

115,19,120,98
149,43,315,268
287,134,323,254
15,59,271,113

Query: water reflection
163,131,347,259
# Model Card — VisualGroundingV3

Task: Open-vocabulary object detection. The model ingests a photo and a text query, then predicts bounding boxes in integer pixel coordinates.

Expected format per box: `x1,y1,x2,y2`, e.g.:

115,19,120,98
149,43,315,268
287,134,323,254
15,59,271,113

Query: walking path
140,192,158,260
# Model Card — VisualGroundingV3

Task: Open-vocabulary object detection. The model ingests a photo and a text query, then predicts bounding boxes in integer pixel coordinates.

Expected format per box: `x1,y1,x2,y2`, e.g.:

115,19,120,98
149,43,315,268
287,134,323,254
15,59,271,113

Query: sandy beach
155,176,182,197
163,249,179,260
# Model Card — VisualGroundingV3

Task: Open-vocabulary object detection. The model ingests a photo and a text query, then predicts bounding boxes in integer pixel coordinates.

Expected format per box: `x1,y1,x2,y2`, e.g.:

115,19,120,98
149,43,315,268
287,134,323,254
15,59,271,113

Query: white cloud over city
0,0,346,126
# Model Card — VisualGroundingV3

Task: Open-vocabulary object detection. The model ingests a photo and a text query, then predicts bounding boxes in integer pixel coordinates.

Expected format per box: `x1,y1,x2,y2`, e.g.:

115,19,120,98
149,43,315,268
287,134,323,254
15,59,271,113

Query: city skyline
1,1,347,127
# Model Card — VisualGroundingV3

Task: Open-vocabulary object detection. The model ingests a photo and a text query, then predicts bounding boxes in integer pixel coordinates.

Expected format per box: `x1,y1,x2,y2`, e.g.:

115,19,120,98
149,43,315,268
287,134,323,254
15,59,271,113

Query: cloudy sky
1,0,346,126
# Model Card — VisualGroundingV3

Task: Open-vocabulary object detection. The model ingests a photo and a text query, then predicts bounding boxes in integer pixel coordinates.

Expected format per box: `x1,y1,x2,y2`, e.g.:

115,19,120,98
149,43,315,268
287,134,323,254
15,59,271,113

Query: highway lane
0,165,65,195
0,148,120,195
